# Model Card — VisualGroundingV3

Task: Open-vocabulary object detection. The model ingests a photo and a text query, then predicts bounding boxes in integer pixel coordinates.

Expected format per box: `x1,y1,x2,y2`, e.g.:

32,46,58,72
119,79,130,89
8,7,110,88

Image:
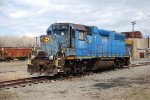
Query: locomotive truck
27,23,130,76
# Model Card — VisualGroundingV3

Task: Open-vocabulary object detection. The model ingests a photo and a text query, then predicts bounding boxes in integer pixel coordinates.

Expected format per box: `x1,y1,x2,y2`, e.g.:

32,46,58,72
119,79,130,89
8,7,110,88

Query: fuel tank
92,61,114,70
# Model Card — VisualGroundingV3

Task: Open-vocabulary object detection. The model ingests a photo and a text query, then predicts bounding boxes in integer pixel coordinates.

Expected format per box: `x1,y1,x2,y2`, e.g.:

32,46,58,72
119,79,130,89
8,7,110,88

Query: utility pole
148,36,150,58
148,36,149,48
131,21,136,59
35,37,39,55
131,21,136,38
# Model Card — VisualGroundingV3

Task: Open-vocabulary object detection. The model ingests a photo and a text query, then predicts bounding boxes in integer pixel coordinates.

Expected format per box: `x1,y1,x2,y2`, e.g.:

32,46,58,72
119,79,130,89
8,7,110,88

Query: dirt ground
0,58,150,100
0,61,29,82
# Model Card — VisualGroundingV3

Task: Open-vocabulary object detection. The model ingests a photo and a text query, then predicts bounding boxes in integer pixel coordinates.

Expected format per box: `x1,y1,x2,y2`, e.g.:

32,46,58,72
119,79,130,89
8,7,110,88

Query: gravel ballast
0,59,150,100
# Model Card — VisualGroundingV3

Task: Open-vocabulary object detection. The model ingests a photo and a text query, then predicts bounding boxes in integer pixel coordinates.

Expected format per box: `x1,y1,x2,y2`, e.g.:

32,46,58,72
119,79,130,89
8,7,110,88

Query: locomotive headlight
49,55,53,60
31,55,35,60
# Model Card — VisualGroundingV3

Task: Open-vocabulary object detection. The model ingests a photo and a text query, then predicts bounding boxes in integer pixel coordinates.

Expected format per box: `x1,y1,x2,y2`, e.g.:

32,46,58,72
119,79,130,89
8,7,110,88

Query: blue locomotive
27,23,130,76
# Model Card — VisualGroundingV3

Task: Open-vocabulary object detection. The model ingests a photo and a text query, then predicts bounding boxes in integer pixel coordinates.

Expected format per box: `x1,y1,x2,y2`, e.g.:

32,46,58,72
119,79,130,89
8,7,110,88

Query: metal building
125,38,150,59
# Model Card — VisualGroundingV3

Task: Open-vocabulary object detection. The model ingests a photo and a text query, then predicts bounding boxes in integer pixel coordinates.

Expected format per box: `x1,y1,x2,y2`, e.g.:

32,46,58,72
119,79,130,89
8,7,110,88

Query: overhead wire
135,11,150,36
136,22,150,37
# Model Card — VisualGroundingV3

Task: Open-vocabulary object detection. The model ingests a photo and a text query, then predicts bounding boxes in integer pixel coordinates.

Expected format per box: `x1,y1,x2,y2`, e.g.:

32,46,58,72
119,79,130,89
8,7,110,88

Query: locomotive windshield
52,24,69,35
53,30,68,35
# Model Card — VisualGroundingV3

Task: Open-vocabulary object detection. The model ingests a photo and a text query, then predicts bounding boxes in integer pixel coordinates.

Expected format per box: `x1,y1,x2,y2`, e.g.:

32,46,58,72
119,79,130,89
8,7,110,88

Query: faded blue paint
40,35,59,57
39,23,127,59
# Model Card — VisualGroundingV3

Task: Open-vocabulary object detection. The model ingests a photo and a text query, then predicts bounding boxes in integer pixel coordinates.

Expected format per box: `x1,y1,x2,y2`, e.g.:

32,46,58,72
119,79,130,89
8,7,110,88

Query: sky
0,0,150,37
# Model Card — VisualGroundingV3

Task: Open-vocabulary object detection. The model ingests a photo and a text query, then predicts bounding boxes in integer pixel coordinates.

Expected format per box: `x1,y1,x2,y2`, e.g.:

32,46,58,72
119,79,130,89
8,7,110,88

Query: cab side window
101,35,108,43
78,31,84,40
47,30,51,35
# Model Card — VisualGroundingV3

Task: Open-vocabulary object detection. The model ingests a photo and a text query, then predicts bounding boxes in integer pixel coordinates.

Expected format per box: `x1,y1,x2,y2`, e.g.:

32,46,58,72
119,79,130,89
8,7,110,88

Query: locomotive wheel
114,61,121,68
125,60,130,66
64,68,71,76
114,63,117,68
117,62,121,68
80,66,86,74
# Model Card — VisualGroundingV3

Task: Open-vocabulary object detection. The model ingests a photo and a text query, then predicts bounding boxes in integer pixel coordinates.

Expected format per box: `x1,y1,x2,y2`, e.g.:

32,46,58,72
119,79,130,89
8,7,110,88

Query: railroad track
0,77,53,90
129,62,150,67
0,61,150,90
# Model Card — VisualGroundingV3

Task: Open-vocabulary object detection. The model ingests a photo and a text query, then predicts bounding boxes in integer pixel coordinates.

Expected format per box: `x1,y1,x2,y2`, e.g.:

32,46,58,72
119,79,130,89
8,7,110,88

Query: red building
122,31,142,38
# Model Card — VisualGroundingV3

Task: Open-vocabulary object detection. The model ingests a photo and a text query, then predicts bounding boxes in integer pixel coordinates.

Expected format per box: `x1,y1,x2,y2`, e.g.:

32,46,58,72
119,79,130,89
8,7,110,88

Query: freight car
27,23,130,76
0,47,32,61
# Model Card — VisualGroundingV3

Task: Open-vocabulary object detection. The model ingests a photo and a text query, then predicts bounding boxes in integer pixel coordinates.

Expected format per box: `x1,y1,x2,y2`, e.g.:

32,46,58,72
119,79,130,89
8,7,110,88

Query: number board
52,24,69,30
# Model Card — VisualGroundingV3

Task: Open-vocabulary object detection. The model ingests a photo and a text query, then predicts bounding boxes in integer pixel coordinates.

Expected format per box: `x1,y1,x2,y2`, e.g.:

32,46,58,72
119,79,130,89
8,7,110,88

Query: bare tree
0,35,37,47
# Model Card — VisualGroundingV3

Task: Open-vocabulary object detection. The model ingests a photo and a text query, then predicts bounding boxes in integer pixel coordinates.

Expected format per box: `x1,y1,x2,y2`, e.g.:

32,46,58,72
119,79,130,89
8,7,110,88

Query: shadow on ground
93,76,150,90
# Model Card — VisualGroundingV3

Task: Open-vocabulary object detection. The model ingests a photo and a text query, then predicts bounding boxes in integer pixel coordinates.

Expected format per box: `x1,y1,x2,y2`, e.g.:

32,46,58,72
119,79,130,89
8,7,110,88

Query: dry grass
0,91,18,100
0,61,27,67
121,88,150,100
0,71,29,82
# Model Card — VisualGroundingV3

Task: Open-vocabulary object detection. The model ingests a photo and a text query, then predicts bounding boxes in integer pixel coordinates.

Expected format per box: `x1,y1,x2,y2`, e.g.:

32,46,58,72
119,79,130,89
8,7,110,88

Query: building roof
121,31,142,38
